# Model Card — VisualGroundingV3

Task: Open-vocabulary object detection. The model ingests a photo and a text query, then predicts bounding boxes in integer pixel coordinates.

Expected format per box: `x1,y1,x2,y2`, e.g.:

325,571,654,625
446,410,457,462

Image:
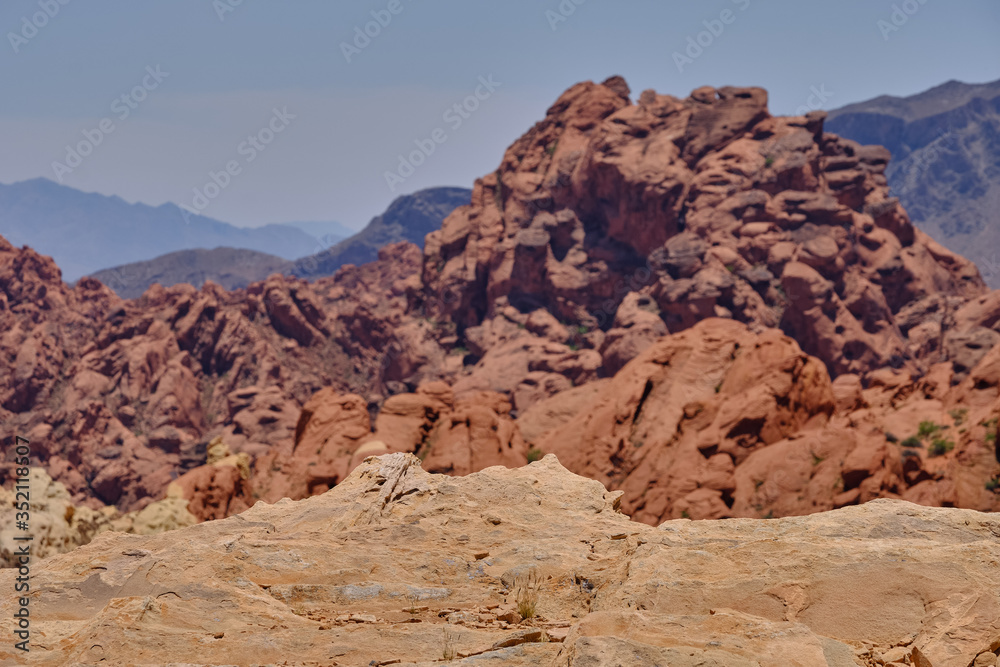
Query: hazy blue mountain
82,185,471,296
0,178,321,281
282,220,356,247
827,79,1000,286
89,247,293,299
292,186,471,278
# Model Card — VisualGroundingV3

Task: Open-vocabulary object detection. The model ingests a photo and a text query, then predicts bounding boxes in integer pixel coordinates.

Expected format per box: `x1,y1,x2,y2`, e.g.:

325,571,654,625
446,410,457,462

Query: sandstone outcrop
418,77,987,386
0,236,424,512
2,454,998,666
0,468,195,567
529,318,1000,524
3,74,1000,530
250,382,529,504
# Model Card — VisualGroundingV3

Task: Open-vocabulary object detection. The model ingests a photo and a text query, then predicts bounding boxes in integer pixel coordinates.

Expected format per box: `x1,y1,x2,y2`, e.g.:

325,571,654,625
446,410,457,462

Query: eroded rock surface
3,74,1000,537
0,237,420,512
251,382,529,504
419,77,987,386
0,468,195,567
530,318,1000,524
2,454,998,666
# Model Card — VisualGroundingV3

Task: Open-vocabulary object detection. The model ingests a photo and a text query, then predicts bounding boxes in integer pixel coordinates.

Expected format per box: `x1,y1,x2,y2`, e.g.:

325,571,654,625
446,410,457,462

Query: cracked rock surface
3,453,999,666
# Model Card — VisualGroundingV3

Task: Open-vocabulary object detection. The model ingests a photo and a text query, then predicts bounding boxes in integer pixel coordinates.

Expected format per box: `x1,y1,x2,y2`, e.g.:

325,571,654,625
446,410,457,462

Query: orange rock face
8,455,1000,666
0,239,423,511
528,318,1000,524
3,76,1000,529
251,382,529,503
418,77,986,385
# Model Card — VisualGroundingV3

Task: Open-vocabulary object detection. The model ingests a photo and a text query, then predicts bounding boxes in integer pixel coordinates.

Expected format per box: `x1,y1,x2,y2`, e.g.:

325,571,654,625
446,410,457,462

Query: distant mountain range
281,220,357,246
290,187,472,279
89,248,293,299
74,186,470,298
0,178,348,281
827,78,1000,286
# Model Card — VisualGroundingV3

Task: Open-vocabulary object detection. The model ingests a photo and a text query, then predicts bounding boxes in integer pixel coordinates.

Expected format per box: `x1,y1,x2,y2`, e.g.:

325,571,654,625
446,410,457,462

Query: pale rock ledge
2,453,999,666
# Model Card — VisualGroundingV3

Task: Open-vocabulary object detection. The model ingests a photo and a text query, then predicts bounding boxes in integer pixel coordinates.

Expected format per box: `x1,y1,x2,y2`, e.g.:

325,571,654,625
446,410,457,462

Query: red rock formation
0,239,424,511
171,463,250,522
417,77,986,387
250,381,529,503
527,318,1000,524
3,75,1000,526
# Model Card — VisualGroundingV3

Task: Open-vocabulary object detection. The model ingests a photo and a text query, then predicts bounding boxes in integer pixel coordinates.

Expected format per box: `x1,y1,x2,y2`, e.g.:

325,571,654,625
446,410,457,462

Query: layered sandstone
228,318,1000,527
4,74,1000,527
0,237,421,512
528,318,1000,524
419,77,990,394
250,381,528,505
2,454,998,666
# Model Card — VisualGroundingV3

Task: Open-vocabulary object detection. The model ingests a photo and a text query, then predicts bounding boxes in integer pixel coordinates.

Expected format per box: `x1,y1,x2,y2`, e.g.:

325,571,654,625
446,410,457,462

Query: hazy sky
1,0,997,229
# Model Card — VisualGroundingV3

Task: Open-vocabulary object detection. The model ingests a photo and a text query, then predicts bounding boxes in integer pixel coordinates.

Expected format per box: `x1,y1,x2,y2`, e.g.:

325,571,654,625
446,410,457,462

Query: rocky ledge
2,453,998,666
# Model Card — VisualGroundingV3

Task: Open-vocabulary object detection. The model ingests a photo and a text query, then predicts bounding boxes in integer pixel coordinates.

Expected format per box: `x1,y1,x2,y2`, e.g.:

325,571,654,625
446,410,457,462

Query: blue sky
1,0,997,229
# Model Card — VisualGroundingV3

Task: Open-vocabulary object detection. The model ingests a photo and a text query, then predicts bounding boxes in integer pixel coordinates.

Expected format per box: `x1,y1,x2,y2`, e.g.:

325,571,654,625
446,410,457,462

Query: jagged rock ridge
417,77,987,384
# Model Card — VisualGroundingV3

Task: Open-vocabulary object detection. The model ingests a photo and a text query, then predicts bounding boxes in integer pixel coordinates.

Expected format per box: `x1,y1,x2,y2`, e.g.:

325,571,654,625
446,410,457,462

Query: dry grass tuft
514,569,541,620
442,628,458,660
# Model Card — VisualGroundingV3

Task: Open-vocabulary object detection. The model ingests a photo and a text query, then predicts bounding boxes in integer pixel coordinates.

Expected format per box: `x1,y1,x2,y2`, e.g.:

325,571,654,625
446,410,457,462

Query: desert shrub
981,416,1000,446
526,447,543,463
928,438,954,457
917,421,941,438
